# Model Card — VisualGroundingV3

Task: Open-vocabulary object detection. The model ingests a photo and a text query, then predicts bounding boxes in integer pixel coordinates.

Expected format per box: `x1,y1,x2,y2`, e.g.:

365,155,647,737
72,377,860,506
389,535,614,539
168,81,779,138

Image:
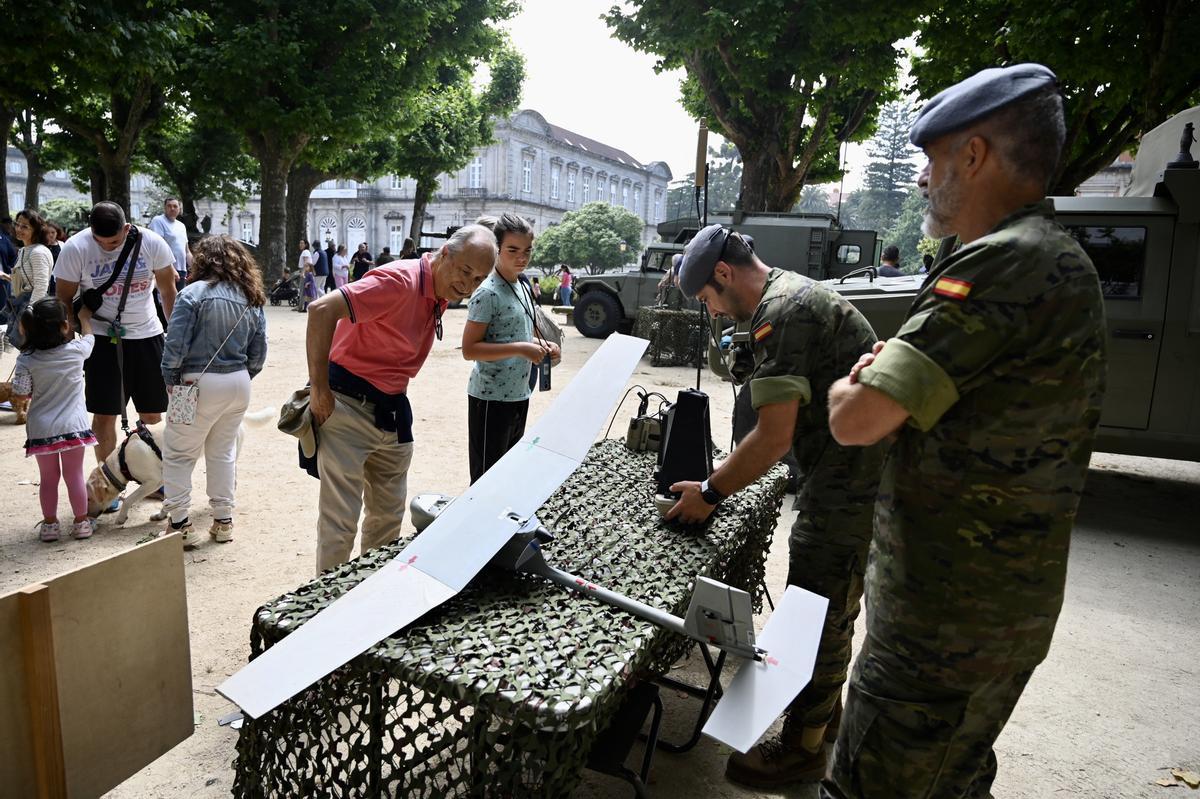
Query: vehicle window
836,244,861,265
1065,225,1147,299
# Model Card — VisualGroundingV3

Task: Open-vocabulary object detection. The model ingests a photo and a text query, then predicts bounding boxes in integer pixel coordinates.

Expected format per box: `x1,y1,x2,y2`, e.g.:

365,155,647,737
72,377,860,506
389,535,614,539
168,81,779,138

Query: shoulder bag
166,300,253,425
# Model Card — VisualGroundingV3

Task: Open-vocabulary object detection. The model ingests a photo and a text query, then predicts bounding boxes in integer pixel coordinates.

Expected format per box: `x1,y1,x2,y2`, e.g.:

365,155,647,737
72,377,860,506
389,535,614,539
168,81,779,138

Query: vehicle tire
574,291,621,338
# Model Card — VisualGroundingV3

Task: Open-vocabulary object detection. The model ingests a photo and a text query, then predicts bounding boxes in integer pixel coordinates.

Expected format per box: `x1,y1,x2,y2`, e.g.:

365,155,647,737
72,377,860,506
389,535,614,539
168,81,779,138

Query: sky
502,0,874,193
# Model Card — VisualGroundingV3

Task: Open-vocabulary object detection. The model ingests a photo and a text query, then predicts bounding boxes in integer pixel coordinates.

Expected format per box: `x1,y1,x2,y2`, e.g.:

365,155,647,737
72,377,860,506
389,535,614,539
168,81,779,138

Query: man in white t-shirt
54,202,179,462
148,197,191,283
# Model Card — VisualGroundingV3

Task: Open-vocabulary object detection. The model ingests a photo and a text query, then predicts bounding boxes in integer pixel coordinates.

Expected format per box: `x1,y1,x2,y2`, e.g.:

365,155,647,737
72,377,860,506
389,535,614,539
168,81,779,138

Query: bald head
433,224,497,300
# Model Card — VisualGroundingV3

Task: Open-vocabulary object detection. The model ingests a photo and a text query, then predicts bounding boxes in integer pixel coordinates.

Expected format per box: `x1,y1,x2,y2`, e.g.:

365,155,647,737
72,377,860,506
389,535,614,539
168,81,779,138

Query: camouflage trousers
820,634,1034,799
783,447,881,730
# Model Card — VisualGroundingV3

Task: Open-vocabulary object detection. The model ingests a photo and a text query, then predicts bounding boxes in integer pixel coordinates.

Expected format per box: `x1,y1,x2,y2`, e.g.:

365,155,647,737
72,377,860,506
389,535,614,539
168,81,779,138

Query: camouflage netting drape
633,308,705,367
234,439,786,798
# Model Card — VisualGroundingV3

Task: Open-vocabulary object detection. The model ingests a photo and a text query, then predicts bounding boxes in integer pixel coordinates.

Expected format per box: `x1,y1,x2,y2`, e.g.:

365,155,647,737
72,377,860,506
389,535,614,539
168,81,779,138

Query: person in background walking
558,265,573,306
332,245,350,289
375,247,395,266
310,240,330,296
160,235,267,549
296,239,314,312
350,242,374,281
398,237,417,260
12,298,98,542
324,239,337,293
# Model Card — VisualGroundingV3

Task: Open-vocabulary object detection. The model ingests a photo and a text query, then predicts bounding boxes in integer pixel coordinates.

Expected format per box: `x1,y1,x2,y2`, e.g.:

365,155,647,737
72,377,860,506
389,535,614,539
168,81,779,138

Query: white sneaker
71,519,94,540
167,519,198,550
37,520,61,543
209,518,234,544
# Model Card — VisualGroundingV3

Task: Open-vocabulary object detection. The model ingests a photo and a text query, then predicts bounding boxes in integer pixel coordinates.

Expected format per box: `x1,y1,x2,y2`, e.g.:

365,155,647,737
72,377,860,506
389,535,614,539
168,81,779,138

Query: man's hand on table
666,480,716,524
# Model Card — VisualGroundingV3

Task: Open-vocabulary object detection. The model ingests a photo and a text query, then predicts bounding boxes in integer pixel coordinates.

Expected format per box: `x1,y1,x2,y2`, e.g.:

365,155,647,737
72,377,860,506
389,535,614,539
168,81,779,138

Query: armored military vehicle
571,211,878,337
826,151,1200,462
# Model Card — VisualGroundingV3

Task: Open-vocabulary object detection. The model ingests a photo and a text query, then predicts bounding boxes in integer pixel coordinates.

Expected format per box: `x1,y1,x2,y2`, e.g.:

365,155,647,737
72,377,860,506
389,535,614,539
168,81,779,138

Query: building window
318,215,338,246
622,185,629,208
654,189,662,222
390,175,403,189
241,221,254,242
597,178,606,203
633,187,641,214
522,157,532,193
10,191,24,209
469,156,483,189
420,216,437,248
346,215,367,251
390,224,407,254
610,181,617,205
551,165,560,199
567,171,576,203
582,174,590,202
131,203,142,221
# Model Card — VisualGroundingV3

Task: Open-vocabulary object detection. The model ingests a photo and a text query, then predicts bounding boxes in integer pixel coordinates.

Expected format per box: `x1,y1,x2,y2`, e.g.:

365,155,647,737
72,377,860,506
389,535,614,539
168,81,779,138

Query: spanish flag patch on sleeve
932,276,972,300
752,321,774,342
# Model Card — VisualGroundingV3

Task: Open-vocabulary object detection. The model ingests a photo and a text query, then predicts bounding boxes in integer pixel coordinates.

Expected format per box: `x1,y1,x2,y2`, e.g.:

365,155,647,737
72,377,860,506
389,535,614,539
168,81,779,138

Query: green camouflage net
632,307,705,368
234,439,786,798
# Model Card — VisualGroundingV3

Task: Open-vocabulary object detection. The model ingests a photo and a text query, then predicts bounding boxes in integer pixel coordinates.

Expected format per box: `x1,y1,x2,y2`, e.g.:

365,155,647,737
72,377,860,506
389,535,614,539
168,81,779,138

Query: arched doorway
345,215,367,252
317,215,338,247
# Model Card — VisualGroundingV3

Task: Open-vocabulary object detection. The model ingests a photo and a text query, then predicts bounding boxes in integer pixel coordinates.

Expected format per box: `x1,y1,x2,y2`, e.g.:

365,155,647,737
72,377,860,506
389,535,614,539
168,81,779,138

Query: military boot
725,719,828,788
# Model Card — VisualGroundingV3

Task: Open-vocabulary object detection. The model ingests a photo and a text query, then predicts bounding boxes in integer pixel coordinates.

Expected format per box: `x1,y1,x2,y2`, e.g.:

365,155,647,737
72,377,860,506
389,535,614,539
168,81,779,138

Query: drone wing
217,334,648,719
702,585,829,753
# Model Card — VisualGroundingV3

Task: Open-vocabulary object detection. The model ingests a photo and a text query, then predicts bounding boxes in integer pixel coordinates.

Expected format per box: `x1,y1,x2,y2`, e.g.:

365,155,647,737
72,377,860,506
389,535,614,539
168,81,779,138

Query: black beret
910,63,1058,148
678,224,728,297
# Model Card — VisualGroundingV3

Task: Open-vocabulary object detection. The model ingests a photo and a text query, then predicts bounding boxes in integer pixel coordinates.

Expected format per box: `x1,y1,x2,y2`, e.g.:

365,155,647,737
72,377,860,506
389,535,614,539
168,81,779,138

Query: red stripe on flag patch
933,277,972,300
753,322,774,342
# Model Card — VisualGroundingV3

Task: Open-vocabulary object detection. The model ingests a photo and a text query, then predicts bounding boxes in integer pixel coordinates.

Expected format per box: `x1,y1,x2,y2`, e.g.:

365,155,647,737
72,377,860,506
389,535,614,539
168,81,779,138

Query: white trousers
163,370,251,524
315,393,413,574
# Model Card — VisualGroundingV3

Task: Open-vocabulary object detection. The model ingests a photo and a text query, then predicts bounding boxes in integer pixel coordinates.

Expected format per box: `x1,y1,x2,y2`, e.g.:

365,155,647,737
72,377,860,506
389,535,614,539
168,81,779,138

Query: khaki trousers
315,392,414,574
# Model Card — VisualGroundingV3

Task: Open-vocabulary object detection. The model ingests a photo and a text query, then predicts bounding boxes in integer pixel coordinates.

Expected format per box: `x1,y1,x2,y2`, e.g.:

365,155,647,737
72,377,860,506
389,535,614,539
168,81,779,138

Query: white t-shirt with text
53,226,176,340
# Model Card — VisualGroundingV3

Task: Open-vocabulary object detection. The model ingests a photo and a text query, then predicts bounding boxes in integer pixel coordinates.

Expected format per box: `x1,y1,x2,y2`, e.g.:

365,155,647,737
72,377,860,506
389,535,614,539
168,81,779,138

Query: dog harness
101,421,164,490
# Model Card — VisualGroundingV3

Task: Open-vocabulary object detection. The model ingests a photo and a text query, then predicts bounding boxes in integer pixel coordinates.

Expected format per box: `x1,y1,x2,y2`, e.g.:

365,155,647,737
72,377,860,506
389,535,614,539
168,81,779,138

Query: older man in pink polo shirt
306,224,497,573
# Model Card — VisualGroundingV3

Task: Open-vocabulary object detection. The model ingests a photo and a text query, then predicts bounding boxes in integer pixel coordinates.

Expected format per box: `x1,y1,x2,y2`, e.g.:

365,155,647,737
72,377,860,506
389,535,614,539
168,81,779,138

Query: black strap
106,229,142,435
94,227,142,298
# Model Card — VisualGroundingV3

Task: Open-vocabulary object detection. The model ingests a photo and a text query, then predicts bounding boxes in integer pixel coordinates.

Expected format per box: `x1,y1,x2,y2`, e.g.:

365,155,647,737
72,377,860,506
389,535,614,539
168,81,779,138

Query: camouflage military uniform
822,202,1107,798
742,268,885,730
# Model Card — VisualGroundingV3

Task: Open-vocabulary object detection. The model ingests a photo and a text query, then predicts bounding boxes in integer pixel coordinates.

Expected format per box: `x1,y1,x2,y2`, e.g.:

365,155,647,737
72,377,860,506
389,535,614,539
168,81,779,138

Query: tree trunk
256,153,291,281
409,176,433,245
180,194,201,239
97,154,132,216
0,105,14,220
286,163,329,259
23,150,44,211
89,168,107,207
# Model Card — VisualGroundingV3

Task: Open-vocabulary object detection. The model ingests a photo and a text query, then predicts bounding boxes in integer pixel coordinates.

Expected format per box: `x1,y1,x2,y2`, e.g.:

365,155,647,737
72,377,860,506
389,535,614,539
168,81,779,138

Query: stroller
269,275,299,306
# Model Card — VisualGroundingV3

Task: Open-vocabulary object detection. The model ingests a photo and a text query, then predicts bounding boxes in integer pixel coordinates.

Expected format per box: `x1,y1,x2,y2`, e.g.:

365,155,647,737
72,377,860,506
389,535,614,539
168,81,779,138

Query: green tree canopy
794,184,836,215
529,202,643,275
190,0,517,274
882,187,937,272
606,1,925,212
393,45,525,244
853,100,919,234
913,0,1200,194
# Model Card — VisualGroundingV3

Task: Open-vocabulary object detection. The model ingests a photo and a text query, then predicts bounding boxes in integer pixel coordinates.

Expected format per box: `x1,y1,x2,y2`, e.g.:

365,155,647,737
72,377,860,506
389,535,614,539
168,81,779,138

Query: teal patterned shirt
466,271,536,402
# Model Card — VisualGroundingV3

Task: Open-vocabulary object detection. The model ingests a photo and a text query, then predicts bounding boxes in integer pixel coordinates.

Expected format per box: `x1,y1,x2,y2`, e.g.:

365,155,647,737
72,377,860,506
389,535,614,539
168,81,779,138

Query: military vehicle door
1059,213,1172,430
829,230,878,279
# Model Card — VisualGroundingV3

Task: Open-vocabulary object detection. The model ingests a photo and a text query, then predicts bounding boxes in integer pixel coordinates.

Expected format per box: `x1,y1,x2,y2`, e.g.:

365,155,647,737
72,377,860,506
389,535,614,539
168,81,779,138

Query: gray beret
678,224,728,297
910,63,1058,148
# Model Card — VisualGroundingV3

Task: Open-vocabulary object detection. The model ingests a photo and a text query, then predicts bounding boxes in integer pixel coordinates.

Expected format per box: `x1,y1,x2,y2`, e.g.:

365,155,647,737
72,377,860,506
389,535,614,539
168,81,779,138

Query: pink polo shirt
329,255,447,394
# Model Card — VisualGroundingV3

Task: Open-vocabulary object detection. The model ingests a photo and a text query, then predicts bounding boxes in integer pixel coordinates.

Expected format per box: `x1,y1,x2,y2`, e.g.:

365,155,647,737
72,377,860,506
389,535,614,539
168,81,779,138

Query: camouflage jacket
857,200,1108,679
748,268,881,483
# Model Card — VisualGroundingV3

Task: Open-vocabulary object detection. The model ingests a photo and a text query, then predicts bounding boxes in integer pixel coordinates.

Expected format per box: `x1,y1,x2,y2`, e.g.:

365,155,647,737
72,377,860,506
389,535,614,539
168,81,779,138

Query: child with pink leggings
12,298,98,542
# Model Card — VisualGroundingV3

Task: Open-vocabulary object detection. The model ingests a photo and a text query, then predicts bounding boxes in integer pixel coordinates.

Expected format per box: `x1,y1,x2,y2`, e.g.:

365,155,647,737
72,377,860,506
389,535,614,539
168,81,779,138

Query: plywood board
0,589,37,797
51,534,193,798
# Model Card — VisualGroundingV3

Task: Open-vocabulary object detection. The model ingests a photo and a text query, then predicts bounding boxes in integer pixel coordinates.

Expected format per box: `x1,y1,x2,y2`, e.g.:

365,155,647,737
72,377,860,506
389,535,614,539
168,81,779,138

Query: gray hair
976,86,1066,191
446,223,498,259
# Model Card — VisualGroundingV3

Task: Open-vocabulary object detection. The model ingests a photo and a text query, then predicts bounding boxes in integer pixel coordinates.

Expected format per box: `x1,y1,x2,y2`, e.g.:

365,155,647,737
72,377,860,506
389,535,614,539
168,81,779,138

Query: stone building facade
4,146,160,225
201,109,673,256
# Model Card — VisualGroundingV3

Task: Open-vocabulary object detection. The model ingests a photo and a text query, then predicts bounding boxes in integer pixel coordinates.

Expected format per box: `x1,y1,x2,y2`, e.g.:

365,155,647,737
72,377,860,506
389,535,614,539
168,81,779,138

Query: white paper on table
702,585,829,753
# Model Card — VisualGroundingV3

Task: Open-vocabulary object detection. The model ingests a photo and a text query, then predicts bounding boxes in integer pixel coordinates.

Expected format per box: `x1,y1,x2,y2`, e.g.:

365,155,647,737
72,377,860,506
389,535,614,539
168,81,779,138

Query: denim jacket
161,280,268,385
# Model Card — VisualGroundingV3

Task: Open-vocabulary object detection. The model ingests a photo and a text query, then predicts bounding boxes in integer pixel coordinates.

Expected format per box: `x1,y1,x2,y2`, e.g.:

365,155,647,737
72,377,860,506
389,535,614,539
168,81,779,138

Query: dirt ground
1,305,1196,798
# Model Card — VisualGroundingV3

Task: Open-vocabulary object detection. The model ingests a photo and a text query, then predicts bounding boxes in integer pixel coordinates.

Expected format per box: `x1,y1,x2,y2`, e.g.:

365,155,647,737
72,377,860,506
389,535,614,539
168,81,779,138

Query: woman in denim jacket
160,235,268,548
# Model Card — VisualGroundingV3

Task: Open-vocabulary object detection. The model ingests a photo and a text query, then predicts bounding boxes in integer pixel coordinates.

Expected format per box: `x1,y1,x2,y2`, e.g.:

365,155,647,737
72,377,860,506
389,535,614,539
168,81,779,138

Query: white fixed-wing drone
217,334,827,754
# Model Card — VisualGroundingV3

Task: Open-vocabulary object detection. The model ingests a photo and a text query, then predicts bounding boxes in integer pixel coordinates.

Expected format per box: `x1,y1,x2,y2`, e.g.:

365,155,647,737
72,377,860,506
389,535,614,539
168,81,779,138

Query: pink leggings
36,448,88,521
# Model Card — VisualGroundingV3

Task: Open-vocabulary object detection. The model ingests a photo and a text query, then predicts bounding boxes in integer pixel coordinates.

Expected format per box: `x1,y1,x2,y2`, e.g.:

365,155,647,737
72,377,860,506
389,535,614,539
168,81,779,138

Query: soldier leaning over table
668,224,886,788
825,64,1107,798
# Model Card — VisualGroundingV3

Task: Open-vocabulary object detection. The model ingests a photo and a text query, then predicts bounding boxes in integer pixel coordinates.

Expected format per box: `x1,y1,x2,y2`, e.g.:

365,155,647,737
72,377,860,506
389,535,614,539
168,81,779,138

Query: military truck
828,158,1200,462
571,211,878,337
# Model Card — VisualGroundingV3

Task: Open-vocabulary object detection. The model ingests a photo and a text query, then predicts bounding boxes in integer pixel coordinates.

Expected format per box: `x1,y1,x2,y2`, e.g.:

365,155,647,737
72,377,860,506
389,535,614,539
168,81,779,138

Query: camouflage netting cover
234,439,787,798
633,307,705,367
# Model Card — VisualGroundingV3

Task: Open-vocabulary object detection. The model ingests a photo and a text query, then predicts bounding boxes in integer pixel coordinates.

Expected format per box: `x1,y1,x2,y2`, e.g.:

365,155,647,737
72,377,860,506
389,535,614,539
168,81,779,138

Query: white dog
86,408,276,524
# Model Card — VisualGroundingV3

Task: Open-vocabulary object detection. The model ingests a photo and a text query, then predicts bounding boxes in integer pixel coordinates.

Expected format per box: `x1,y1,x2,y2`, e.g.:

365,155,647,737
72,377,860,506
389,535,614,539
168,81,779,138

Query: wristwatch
700,478,726,506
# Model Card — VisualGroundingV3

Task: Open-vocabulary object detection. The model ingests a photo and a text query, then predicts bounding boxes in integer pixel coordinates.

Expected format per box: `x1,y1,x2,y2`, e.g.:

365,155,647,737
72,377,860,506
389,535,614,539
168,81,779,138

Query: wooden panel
21,585,67,798
51,534,193,798
0,589,38,798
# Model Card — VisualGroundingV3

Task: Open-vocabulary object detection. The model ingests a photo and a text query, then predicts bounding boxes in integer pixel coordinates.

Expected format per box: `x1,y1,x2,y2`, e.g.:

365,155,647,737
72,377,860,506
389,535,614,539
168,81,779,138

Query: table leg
652,646,727,753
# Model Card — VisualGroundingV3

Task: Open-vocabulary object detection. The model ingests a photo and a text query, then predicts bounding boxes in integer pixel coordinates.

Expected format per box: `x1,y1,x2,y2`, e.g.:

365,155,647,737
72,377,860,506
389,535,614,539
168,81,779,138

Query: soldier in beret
825,64,1108,797
672,223,886,787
